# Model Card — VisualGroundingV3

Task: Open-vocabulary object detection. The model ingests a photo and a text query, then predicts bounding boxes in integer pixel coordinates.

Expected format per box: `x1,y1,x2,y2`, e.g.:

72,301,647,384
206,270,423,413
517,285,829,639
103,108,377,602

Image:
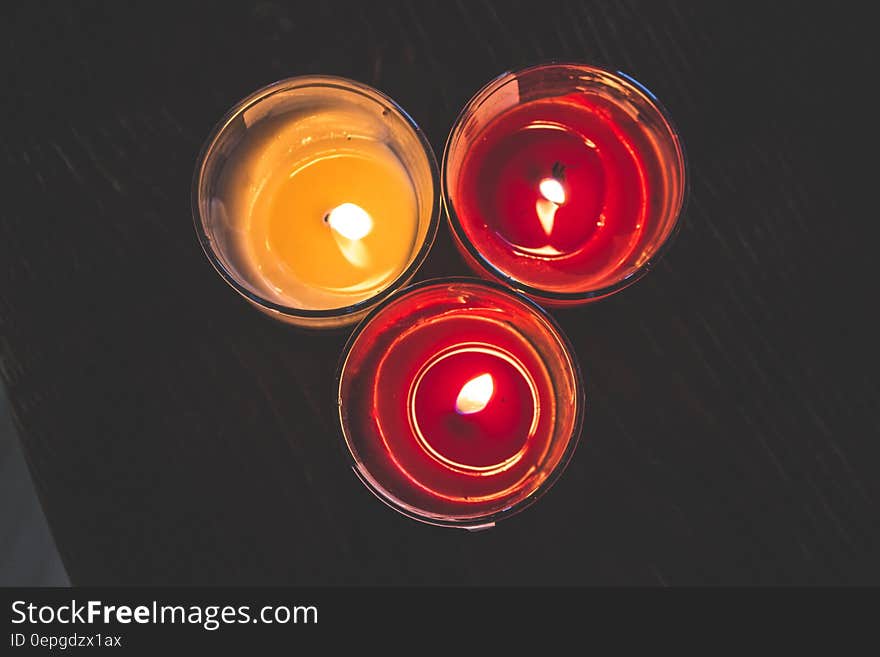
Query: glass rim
335,276,586,529
441,61,689,303
191,75,441,320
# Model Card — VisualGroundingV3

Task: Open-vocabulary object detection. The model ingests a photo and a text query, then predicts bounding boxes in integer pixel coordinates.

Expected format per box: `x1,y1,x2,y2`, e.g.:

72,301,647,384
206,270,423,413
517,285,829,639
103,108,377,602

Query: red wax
411,347,536,470
338,281,582,525
452,96,652,295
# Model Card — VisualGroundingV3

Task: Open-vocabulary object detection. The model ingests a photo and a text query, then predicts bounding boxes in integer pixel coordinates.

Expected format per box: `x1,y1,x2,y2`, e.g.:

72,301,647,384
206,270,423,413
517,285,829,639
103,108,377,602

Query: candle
193,76,439,328
337,279,583,528
443,63,686,305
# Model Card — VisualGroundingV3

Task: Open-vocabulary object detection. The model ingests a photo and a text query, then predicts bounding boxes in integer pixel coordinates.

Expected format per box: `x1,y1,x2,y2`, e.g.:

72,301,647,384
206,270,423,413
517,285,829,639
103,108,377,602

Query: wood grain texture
1,1,877,585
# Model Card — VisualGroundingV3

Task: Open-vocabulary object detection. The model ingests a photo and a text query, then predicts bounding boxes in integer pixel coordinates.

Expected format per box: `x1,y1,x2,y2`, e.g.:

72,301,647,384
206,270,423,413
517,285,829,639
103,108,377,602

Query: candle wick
323,213,329,224
551,161,566,181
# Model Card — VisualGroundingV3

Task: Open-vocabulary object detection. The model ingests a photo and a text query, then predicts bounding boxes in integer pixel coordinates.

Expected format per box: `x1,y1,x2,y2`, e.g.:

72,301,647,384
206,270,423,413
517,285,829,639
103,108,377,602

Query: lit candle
443,63,686,305
193,76,439,328
337,279,584,529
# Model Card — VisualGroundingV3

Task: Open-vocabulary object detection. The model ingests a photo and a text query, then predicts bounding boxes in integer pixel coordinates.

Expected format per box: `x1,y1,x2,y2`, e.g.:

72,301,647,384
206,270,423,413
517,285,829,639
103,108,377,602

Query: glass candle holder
192,76,440,329
443,63,686,306
337,278,584,529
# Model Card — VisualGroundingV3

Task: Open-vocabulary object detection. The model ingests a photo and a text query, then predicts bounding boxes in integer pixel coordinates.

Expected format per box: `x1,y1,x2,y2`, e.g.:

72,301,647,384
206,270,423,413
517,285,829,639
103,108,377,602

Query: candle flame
536,177,565,236
539,177,566,204
455,373,494,415
326,202,373,241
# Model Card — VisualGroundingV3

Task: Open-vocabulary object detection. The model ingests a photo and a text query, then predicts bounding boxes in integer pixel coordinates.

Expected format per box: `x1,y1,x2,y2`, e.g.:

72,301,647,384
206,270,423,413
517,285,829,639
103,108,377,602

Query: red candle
337,279,583,528
443,63,686,305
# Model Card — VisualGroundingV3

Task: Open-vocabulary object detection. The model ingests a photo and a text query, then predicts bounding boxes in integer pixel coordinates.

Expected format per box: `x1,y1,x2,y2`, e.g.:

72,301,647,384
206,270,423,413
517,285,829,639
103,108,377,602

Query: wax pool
454,96,649,294
411,346,537,471
246,137,418,308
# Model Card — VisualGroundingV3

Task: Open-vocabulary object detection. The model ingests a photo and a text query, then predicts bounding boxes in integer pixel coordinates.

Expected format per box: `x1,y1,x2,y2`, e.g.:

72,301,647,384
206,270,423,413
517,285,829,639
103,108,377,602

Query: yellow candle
245,137,418,310
193,76,438,328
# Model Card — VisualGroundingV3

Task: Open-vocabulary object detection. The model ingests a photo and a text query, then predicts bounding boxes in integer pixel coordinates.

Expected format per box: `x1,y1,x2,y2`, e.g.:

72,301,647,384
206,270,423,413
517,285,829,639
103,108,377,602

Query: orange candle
193,77,439,328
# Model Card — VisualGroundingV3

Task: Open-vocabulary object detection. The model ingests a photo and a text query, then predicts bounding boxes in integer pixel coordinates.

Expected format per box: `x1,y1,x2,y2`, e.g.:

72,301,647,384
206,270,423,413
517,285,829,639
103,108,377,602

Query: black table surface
1,2,877,585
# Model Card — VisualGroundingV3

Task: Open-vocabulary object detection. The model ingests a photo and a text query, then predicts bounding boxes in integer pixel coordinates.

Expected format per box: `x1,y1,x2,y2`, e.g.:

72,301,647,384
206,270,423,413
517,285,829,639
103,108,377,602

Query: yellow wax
245,138,418,310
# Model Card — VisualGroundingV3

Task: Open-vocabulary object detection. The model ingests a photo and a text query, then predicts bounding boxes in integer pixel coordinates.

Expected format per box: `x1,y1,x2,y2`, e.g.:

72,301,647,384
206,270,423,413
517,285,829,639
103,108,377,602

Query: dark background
1,1,877,585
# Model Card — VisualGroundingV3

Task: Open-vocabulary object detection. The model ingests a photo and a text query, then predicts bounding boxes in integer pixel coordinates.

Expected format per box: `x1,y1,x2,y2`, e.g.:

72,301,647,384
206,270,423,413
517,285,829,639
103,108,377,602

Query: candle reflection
535,198,558,236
